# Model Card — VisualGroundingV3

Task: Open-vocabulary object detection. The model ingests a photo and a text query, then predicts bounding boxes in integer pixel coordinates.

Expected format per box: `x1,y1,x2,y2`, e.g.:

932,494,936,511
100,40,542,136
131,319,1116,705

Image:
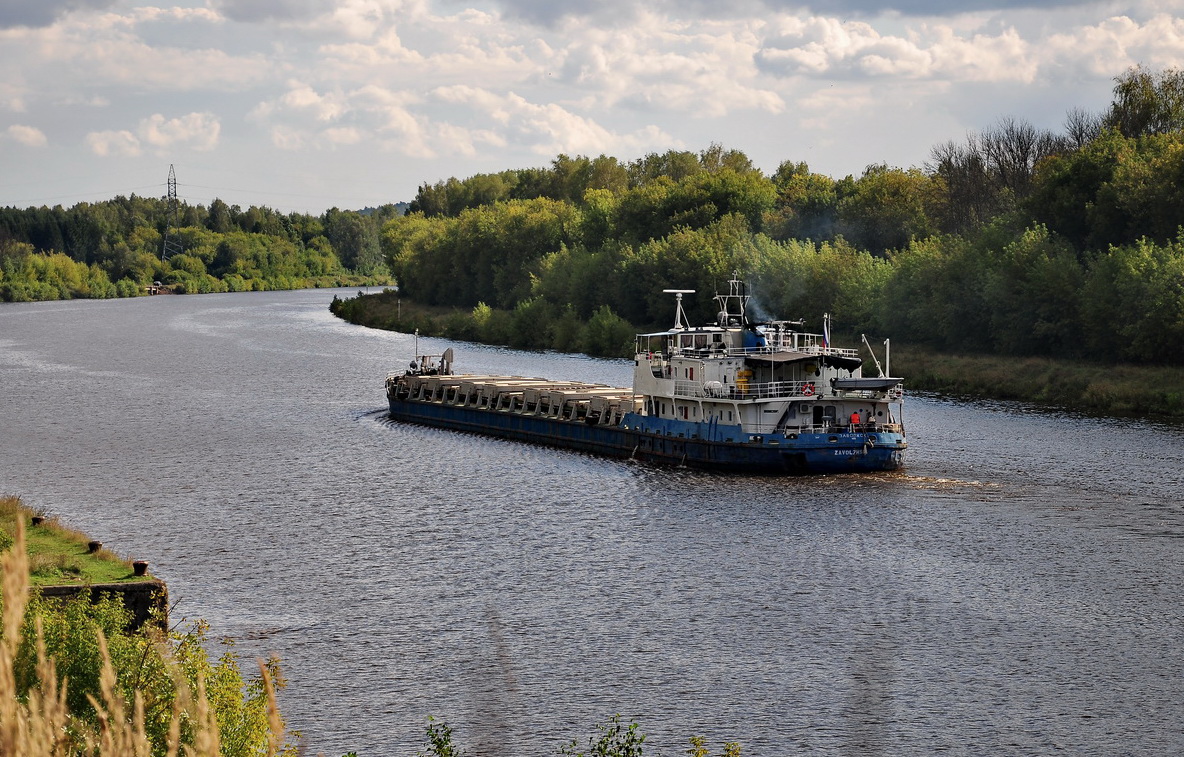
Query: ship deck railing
661,341,860,361
673,379,821,400
741,421,905,435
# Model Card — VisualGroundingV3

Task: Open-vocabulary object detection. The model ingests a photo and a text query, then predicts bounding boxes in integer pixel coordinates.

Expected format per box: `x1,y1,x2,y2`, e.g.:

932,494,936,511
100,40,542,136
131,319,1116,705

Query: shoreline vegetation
0,198,396,303
332,289,1184,419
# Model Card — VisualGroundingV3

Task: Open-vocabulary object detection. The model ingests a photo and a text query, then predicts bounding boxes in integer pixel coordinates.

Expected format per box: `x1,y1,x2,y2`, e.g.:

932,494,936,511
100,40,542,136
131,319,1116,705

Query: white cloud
324,126,363,144
248,76,673,160
432,121,505,157
320,0,396,40
140,112,220,151
0,87,26,113
432,85,674,155
548,15,784,116
249,81,433,154
266,124,307,150
756,16,1036,82
1,9,271,99
279,83,349,121
9,0,1184,211
85,112,220,157
4,124,48,146
85,129,141,157
1046,13,1184,75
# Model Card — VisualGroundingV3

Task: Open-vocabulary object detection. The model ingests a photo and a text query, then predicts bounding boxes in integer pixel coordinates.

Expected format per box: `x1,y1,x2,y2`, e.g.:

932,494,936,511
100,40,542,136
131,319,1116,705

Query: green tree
874,234,994,352
1026,129,1128,251
1105,65,1184,137
207,198,233,233
582,305,634,357
1080,236,1184,362
767,161,838,241
982,225,1085,356
836,164,937,254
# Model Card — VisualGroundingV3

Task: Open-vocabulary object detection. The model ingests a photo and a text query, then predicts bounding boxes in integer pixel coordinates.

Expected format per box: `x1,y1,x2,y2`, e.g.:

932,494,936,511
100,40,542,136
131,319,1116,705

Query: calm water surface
2,290,1183,756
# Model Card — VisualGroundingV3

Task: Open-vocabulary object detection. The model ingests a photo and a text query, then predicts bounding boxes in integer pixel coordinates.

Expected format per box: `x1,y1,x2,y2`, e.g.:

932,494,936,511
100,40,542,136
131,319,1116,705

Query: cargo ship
385,277,906,474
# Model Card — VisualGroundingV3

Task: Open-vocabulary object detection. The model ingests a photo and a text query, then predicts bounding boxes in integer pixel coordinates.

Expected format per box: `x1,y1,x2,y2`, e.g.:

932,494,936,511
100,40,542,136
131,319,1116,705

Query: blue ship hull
388,398,905,475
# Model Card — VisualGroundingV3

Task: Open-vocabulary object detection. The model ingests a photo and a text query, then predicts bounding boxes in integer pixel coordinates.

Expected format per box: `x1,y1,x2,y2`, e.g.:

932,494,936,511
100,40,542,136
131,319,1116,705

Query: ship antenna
662,289,695,330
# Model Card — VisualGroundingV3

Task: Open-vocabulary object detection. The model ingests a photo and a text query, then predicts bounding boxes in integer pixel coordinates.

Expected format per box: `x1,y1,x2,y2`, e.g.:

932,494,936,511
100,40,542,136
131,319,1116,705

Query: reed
0,519,287,757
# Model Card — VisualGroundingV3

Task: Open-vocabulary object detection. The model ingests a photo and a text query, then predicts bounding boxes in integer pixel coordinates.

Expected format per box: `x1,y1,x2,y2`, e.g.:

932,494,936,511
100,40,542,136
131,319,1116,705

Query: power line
2,184,167,207
177,182,395,205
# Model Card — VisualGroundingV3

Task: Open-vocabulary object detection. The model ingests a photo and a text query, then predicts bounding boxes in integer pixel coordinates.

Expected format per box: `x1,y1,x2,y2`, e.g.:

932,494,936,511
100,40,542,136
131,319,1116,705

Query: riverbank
0,495,152,585
1,271,392,303
897,346,1184,418
0,495,166,629
332,289,1184,419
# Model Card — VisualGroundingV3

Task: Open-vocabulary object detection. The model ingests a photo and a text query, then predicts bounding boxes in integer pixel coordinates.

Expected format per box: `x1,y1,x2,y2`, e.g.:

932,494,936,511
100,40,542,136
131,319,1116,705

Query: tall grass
0,520,286,757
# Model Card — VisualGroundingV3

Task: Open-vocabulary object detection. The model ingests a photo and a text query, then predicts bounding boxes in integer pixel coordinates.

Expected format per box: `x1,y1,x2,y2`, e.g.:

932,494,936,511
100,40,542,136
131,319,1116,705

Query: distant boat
386,275,906,474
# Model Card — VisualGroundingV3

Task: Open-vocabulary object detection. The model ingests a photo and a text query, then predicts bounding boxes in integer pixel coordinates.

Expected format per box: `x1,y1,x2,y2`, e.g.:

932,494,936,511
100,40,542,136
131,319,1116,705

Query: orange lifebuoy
802,383,815,397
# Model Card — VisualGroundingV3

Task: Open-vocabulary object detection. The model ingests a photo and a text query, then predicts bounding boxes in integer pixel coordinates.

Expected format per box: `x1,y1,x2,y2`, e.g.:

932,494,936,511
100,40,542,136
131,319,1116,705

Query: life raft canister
736,368,753,394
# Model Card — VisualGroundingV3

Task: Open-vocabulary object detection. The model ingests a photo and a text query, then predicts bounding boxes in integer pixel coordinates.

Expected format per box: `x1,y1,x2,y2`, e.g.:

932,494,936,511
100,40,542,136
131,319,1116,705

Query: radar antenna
662,289,695,330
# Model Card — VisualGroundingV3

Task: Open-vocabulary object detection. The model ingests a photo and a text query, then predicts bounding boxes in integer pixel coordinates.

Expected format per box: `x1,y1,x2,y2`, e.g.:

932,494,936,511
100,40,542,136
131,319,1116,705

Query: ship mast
713,272,750,327
662,289,695,330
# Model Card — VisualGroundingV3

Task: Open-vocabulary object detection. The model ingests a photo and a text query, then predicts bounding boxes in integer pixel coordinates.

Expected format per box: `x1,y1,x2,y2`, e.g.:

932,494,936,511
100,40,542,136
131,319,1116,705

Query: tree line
377,65,1184,365
0,195,401,302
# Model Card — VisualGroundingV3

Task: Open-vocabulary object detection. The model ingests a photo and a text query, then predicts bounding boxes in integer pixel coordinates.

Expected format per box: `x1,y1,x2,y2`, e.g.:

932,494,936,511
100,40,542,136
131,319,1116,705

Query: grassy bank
0,495,149,585
333,290,1184,419
896,344,1184,418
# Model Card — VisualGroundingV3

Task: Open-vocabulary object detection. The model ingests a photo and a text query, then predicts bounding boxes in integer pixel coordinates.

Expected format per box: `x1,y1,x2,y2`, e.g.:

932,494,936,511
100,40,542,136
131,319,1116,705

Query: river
2,289,1183,756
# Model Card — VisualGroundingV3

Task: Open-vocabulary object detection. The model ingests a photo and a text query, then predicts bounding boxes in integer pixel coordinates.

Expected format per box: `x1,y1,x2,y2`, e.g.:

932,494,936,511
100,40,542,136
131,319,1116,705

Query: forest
355,65,1184,368
0,196,398,301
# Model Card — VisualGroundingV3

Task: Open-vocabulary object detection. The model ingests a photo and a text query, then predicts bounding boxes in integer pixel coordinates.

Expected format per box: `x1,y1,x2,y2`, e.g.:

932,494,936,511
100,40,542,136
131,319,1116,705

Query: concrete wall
39,579,169,632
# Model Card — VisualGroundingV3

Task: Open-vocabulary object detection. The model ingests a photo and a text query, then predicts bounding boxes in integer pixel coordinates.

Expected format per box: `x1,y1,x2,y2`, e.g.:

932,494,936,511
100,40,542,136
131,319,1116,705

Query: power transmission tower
161,164,183,261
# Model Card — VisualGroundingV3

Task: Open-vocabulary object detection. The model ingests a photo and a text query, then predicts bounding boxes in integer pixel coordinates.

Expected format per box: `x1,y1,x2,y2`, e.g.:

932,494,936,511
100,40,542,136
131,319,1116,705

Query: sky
2,0,1183,215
